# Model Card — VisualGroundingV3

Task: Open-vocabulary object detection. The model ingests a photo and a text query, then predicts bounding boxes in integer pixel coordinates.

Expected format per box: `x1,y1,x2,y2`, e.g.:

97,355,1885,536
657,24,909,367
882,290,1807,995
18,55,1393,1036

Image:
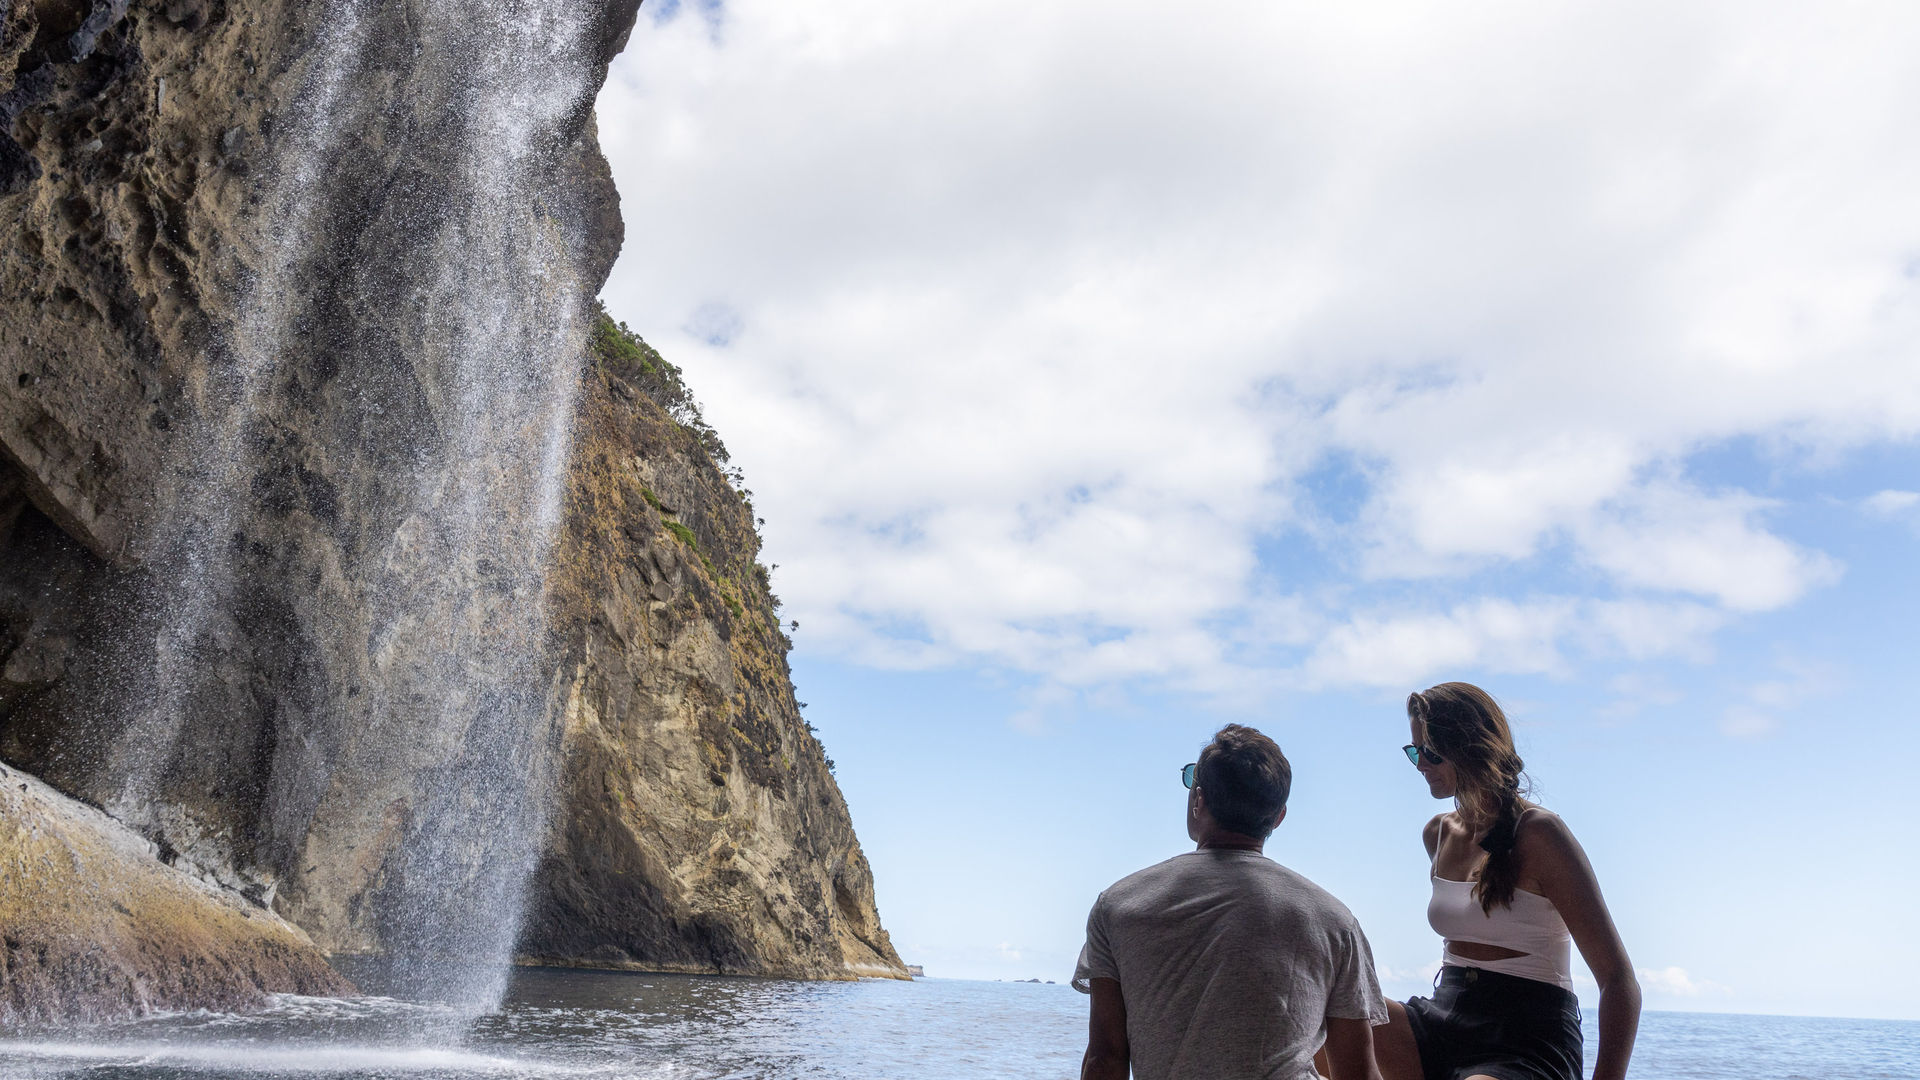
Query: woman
1373,682,1640,1080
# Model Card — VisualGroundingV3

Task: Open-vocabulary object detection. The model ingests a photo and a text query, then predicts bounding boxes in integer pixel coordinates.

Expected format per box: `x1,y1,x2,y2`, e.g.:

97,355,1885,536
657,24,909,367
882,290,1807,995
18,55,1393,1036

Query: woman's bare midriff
1445,939,1530,962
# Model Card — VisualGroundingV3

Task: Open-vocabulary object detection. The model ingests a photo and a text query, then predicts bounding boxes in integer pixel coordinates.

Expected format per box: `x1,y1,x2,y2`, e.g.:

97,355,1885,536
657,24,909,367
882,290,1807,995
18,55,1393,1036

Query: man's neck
1194,832,1264,853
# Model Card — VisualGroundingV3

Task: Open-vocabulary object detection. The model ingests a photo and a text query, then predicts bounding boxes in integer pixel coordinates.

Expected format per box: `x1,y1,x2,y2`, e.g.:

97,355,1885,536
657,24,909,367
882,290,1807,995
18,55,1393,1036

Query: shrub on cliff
589,300,731,465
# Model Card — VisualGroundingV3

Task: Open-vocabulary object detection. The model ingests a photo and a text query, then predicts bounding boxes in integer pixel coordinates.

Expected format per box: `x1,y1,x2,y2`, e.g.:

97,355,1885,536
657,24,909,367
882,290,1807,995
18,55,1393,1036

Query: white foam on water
174,993,462,1028
0,1040,546,1073
0,1040,704,1080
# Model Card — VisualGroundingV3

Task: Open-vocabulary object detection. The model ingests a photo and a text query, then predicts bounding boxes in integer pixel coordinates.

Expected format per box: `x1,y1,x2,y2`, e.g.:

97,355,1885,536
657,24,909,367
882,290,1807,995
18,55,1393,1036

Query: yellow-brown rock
523,321,905,979
0,758,352,1025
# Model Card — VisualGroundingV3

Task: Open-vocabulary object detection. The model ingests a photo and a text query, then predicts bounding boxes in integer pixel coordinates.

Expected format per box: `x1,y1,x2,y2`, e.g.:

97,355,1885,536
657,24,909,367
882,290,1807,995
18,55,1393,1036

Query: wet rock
1,626,72,687
0,761,352,1025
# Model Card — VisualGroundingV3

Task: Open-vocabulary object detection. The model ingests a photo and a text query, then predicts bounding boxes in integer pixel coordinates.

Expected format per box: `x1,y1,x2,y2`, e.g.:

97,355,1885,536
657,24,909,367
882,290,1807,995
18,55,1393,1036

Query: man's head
1188,725,1292,842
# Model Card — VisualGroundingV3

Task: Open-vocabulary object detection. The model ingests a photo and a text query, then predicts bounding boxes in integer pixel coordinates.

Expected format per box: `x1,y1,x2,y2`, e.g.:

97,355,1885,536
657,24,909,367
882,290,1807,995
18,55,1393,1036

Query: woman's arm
1522,814,1640,1080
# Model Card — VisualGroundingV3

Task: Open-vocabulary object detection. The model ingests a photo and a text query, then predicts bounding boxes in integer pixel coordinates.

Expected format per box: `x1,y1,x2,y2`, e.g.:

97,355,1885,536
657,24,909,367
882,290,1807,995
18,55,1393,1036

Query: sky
593,0,1920,1021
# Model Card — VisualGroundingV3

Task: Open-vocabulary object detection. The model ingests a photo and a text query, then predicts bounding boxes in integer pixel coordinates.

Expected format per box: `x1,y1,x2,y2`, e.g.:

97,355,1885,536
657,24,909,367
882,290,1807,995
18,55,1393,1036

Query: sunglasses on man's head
1181,762,1198,789
1403,743,1445,766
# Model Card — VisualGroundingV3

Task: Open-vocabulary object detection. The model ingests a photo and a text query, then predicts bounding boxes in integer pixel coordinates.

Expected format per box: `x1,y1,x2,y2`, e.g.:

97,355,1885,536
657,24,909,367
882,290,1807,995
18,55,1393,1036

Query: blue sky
594,1,1920,1020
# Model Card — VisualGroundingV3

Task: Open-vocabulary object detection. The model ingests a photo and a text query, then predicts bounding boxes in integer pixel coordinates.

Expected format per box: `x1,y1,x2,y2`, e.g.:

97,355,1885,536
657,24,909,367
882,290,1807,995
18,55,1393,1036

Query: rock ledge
0,761,352,1026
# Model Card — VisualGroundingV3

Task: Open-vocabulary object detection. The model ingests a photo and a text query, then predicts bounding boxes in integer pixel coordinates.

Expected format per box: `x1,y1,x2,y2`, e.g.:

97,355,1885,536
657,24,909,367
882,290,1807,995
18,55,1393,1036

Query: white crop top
1428,875,1574,990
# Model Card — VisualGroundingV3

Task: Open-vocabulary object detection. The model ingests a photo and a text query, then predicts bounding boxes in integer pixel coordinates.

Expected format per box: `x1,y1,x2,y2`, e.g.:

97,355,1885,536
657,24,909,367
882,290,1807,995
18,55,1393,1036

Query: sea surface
0,968,1912,1079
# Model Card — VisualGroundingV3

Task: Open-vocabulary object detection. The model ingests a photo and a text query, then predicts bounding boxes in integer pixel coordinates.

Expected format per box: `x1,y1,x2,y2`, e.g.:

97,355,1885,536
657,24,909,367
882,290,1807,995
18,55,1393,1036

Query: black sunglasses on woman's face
1403,743,1444,766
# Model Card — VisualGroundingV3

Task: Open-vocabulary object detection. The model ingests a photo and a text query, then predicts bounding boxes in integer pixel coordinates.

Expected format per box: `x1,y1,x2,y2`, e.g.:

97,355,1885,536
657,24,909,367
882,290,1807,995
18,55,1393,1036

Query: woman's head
1406,681,1523,821
1407,681,1530,911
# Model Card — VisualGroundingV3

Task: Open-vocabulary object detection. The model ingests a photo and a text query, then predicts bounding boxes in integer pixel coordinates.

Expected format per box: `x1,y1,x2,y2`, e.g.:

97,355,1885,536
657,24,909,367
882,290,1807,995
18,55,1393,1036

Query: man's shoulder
1100,852,1358,919
1098,852,1197,898
1261,859,1364,924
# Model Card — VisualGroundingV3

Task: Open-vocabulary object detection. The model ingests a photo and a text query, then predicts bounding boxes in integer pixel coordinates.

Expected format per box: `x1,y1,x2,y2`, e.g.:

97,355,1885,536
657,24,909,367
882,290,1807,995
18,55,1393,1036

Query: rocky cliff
0,0,902,1018
526,316,900,979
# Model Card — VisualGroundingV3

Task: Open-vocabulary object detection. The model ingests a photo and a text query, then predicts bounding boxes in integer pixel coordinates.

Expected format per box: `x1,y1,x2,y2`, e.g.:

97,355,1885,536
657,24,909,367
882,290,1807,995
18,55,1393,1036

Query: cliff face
0,0,901,1014
527,323,900,978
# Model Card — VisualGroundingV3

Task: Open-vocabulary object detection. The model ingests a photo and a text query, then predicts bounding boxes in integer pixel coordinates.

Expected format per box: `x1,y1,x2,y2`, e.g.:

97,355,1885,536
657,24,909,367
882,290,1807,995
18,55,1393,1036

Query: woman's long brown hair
1409,682,1530,913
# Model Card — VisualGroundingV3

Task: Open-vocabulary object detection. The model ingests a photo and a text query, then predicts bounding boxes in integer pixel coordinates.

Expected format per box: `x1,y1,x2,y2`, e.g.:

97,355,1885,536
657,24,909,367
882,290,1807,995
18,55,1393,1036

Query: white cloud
1599,672,1685,719
1294,596,1726,691
1718,705,1779,739
1578,600,1728,663
596,1,1920,695
1863,489,1920,517
1638,965,1730,998
1377,960,1444,986
1573,484,1842,612
1302,598,1576,690
1718,657,1840,738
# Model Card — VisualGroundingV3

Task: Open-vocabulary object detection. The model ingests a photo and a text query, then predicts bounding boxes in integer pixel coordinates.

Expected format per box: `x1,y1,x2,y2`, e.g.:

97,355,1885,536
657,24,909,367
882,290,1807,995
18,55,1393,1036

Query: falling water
102,0,603,1015
101,1,375,853
349,0,597,1010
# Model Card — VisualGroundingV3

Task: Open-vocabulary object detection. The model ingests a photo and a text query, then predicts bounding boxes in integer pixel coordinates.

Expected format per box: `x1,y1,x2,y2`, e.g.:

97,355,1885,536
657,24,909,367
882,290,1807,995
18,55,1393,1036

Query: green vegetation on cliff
590,302,731,467
528,301,902,978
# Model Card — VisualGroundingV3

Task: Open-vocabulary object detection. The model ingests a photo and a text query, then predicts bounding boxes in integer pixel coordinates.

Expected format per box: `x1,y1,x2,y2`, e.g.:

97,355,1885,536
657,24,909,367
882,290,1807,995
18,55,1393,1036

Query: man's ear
1270,805,1288,830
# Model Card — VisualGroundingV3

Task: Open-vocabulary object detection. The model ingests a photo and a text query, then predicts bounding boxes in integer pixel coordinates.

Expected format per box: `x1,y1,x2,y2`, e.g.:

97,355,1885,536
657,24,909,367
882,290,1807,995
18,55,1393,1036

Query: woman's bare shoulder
1515,803,1569,835
1515,805,1590,868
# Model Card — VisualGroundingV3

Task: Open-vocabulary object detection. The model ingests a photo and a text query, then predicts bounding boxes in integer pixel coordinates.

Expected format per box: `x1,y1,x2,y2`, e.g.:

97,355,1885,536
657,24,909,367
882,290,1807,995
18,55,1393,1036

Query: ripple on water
0,1041,571,1075
0,990,662,1080
2,970,1911,1080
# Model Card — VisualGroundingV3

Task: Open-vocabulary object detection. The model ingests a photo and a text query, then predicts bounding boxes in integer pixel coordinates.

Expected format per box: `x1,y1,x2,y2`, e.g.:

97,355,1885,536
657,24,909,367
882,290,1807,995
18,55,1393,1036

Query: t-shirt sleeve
1071,891,1116,994
1325,916,1390,1024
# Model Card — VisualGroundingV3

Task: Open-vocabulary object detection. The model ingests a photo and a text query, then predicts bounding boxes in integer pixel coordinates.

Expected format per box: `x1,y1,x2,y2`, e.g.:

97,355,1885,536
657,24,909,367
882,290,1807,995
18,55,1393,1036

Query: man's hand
1321,1016,1385,1080
1081,977,1129,1080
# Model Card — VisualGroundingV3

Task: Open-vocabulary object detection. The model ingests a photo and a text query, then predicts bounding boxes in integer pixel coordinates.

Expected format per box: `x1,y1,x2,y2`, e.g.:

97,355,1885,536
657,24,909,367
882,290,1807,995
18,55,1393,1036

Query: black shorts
1402,965,1583,1080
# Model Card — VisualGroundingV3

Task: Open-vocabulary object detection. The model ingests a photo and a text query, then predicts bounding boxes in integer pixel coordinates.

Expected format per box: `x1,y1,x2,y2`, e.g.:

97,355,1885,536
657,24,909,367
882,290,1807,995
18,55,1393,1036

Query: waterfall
102,0,603,1014
102,0,376,855
348,0,597,1010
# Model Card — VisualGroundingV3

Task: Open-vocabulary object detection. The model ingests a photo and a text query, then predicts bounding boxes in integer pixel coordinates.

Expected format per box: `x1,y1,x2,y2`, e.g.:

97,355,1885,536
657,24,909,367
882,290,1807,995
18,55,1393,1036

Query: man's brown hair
1195,724,1292,839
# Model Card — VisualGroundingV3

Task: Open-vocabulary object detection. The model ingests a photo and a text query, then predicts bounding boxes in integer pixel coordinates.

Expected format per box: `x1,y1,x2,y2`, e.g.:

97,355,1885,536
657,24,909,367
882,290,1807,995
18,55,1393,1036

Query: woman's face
1409,715,1457,800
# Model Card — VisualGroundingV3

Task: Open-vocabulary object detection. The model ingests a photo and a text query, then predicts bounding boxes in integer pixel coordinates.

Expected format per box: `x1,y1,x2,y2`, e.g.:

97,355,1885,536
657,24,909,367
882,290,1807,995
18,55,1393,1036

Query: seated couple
1075,681,1640,1080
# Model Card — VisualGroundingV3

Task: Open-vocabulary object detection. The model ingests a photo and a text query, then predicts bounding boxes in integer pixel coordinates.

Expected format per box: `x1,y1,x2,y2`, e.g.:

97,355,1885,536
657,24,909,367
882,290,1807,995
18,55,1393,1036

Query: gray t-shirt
1073,849,1388,1080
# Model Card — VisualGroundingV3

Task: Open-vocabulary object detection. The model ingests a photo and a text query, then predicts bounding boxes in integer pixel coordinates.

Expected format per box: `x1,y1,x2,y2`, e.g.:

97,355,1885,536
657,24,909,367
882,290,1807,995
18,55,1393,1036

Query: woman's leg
1374,999,1426,1080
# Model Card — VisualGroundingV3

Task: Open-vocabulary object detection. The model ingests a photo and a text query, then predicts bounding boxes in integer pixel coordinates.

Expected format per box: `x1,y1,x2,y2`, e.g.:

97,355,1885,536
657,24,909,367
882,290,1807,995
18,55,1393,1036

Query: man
1075,724,1387,1080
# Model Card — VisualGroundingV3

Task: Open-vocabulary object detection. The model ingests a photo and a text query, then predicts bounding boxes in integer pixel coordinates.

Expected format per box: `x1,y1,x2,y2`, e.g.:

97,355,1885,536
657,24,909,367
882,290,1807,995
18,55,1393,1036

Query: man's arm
1320,1016,1385,1080
1081,976,1129,1080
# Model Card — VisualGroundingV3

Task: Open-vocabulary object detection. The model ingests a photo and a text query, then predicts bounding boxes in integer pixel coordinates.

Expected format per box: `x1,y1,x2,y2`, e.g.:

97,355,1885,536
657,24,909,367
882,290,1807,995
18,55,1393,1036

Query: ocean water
0,968,1911,1079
